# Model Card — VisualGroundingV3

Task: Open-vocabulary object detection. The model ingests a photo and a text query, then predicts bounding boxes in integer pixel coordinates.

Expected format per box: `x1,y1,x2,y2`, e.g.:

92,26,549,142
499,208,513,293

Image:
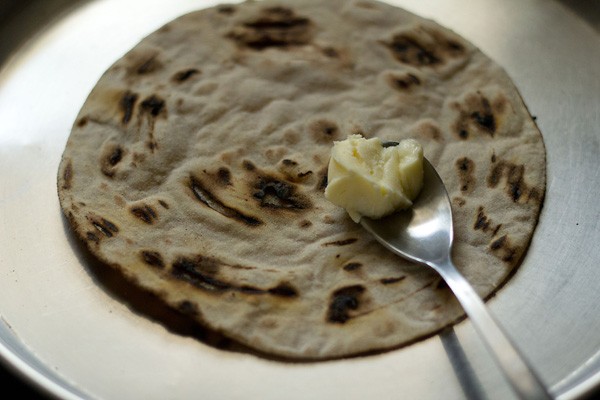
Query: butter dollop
324,134,424,222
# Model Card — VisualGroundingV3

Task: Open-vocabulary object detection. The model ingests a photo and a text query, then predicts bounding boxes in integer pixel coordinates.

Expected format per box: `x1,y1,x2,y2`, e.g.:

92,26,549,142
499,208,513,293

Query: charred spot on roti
434,31,466,55
487,163,502,187
86,232,99,244
489,235,519,263
171,256,298,297
322,215,336,224
156,23,172,34
385,34,439,66
100,144,125,178
317,169,328,190
297,170,313,179
474,208,503,237
147,140,159,152
135,55,162,75
132,152,147,165
171,256,228,291
493,95,507,114
172,68,200,83
140,95,166,117
242,160,256,171
108,147,123,166
228,7,313,50
471,204,504,237
141,250,165,269
474,206,490,231
177,300,200,316
528,187,543,203
76,117,88,128
61,160,73,190
268,282,299,298
380,276,406,285
456,157,475,193
216,167,232,186
174,255,220,276
299,219,312,228
309,119,340,142
278,159,313,183
323,238,358,247
120,91,138,124
130,204,158,224
445,40,464,52
322,46,339,58
327,285,366,324
189,175,263,227
388,72,421,90
88,215,119,238
456,158,471,171
490,236,506,250
114,197,125,208
252,176,311,210
384,28,465,67
487,160,537,203
508,168,524,201
471,109,496,132
343,262,362,271
414,121,442,142
217,5,236,14
453,118,471,140
158,200,169,209
280,161,302,178
240,285,263,294
453,93,497,139
493,224,503,236
138,93,163,153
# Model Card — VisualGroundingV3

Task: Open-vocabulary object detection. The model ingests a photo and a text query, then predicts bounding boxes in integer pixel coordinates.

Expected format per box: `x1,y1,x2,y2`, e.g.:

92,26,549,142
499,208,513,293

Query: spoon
360,155,552,400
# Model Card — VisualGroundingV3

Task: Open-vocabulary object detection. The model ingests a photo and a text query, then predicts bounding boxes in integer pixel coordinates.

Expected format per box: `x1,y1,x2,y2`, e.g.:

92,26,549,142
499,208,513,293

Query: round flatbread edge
57,0,546,359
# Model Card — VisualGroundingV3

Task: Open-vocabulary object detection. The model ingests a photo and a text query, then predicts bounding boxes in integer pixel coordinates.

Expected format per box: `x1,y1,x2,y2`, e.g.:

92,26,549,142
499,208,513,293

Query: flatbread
57,0,545,359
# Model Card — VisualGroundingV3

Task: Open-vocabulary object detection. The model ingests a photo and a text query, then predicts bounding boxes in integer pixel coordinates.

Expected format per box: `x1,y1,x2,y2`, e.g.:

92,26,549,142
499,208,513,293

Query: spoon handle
434,258,553,400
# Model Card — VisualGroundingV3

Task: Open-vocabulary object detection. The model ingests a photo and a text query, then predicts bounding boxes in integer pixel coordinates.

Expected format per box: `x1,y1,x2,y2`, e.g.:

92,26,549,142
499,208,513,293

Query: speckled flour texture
57,0,545,359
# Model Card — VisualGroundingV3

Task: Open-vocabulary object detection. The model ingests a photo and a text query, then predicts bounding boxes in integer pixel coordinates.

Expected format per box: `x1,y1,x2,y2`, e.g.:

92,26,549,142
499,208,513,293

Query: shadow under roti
60,209,479,365
59,211,267,359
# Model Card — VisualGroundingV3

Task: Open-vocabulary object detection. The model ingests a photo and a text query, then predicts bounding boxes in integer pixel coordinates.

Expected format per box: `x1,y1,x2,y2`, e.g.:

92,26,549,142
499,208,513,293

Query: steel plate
1,0,599,399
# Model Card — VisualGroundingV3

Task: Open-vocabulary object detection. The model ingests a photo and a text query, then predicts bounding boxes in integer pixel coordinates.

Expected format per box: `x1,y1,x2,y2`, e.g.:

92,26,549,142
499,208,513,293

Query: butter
324,134,424,222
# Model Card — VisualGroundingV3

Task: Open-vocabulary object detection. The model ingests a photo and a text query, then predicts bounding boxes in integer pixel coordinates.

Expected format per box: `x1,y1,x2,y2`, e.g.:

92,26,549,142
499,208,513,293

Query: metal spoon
360,155,552,400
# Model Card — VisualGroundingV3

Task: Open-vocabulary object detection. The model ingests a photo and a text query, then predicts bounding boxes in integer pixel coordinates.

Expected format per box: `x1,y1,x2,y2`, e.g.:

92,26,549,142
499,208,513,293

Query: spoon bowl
362,158,453,267
361,157,552,400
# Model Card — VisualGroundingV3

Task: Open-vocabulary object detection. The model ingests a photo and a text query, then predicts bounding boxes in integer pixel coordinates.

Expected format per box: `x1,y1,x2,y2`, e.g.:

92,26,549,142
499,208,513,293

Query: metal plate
1,0,599,399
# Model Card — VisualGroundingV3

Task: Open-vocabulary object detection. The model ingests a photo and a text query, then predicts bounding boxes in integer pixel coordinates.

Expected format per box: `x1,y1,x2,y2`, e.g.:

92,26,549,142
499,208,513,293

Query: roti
57,0,545,359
